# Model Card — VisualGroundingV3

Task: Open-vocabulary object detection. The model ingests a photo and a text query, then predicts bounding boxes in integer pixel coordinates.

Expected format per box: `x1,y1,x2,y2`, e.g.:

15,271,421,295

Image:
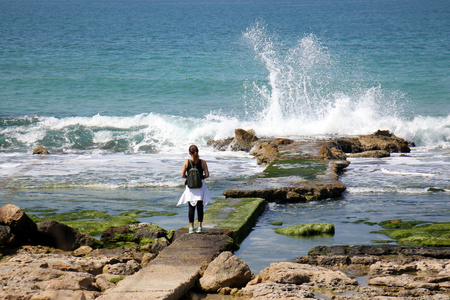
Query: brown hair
189,145,199,155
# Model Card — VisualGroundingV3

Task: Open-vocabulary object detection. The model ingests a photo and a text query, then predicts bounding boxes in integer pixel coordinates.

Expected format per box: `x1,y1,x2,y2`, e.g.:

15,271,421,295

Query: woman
177,145,211,233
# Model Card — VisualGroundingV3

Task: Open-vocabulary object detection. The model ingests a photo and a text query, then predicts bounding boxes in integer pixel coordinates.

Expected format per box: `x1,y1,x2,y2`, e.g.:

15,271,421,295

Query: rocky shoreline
2,130,449,299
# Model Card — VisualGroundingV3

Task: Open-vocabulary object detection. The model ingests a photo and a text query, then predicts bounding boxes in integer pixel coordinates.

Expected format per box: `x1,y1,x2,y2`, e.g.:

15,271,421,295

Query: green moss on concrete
375,220,450,246
204,198,267,244
378,219,427,229
261,158,327,180
29,208,175,236
275,223,335,238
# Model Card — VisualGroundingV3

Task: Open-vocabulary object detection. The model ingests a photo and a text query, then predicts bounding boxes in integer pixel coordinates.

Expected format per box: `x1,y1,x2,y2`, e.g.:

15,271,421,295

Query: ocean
1,0,449,273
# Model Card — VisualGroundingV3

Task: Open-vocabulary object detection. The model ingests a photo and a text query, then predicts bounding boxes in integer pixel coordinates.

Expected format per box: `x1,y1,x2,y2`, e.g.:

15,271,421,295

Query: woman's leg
188,202,196,228
197,201,204,225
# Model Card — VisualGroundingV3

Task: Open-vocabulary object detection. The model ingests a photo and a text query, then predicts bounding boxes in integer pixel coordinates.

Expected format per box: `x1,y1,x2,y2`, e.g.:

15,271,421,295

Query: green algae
375,220,450,246
275,222,335,238
261,158,327,180
203,198,267,244
28,208,176,236
110,276,125,284
271,221,283,226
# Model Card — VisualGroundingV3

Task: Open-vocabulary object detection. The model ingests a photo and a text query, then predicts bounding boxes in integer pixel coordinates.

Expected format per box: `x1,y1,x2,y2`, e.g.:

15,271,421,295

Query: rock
275,223,335,237
103,260,140,276
100,224,130,242
73,245,93,257
0,224,15,245
0,204,38,246
95,274,117,292
319,145,347,160
231,128,259,151
250,141,279,165
29,290,98,300
270,138,294,147
348,150,390,158
207,137,234,151
38,220,99,251
257,262,358,289
336,130,411,154
237,282,316,300
199,251,253,292
32,146,50,154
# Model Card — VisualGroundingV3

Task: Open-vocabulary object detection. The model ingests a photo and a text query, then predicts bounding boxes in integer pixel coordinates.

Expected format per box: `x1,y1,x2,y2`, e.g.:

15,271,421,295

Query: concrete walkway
97,198,266,299
97,230,232,300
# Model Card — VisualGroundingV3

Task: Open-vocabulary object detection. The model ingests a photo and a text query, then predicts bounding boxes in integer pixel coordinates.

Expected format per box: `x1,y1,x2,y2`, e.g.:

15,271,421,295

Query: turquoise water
1,0,449,273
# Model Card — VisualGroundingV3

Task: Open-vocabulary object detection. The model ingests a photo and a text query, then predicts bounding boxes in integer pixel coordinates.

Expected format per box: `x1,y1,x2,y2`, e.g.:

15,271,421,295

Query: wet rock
231,128,259,151
250,141,279,164
0,204,39,246
319,145,347,160
199,251,253,292
348,150,390,158
38,219,99,251
32,145,50,154
336,130,411,153
207,137,234,151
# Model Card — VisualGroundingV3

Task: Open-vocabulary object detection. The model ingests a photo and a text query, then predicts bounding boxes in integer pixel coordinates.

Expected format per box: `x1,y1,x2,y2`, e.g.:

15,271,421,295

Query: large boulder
336,130,411,153
0,204,38,246
231,129,259,151
0,225,15,246
38,220,99,251
199,251,253,292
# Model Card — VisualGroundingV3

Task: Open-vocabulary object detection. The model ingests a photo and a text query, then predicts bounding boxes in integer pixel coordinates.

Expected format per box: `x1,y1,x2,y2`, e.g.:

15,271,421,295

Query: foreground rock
200,251,253,292
0,245,149,299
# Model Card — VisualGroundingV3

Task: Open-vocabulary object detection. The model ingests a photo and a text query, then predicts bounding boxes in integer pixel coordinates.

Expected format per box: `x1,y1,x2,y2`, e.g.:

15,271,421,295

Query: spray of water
242,21,412,138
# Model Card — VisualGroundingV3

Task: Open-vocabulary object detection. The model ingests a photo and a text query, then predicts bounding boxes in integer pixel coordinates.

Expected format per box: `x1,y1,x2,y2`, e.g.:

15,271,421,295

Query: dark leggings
188,201,204,223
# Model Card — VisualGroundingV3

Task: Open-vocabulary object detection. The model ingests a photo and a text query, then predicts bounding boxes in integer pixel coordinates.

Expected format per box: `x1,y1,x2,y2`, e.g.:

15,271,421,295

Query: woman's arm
181,160,188,178
202,160,209,179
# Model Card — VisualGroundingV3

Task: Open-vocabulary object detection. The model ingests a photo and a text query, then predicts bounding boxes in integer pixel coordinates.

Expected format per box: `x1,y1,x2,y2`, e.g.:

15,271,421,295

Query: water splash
242,21,421,139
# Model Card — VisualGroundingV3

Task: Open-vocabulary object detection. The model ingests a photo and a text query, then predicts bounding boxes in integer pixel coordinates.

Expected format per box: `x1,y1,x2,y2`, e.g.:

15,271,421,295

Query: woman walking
177,145,211,233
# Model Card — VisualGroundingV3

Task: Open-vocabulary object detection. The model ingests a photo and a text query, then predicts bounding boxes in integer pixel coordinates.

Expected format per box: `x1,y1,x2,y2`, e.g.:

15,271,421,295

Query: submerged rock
32,146,50,154
275,223,335,237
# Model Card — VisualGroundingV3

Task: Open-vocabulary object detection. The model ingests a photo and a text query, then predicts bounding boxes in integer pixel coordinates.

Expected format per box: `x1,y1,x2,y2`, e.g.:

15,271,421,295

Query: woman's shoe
189,227,195,234
196,226,202,233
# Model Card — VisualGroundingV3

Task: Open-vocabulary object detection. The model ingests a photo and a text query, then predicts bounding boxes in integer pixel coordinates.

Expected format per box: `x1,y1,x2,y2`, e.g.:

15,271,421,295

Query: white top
177,179,211,207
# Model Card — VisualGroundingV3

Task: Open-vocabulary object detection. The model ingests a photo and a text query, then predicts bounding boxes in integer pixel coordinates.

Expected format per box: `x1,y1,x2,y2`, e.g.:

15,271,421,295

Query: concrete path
97,230,233,300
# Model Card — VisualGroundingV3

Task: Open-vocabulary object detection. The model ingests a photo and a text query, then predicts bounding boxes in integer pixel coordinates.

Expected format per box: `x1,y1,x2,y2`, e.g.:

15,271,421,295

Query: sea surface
1,0,449,273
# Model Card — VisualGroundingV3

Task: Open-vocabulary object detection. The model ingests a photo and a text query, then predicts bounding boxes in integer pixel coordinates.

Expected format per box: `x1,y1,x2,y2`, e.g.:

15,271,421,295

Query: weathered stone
319,145,347,160
238,282,316,300
207,137,234,151
100,224,130,242
258,262,358,288
103,260,140,276
32,146,50,154
250,141,279,165
199,251,253,292
0,204,38,246
0,224,15,245
336,130,411,154
231,128,259,151
38,219,99,251
95,274,118,292
348,150,390,158
73,245,93,257
30,290,98,300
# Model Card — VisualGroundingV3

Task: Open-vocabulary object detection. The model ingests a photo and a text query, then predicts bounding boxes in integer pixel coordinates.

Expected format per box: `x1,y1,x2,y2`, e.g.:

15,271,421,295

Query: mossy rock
28,208,175,237
275,222,335,238
261,158,327,180
379,219,427,229
375,220,450,247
